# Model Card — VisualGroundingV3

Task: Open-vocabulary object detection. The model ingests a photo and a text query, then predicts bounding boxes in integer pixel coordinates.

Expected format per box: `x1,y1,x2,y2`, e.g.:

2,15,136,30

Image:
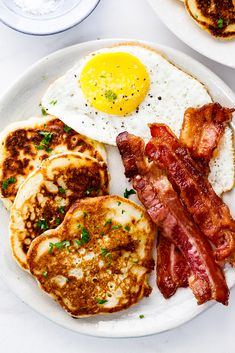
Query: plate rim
0,38,235,338
147,0,235,69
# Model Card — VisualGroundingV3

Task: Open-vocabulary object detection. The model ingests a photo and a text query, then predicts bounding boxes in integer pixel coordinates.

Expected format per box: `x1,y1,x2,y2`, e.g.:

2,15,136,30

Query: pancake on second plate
185,0,235,39
27,196,155,317
0,116,106,210
10,152,109,270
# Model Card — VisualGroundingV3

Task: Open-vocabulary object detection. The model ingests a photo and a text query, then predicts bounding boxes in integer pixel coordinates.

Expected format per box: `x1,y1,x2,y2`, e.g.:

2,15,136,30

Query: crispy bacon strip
117,132,229,305
180,103,234,175
167,103,234,287
117,131,188,297
133,173,229,305
157,233,189,299
146,123,235,262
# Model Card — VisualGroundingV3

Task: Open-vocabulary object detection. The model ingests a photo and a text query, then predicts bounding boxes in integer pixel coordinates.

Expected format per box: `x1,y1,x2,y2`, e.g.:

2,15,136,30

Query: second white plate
148,0,235,68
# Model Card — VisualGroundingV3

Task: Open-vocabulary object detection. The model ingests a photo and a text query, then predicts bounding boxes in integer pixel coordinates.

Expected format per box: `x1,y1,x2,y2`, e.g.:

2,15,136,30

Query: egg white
41,44,212,145
41,43,234,195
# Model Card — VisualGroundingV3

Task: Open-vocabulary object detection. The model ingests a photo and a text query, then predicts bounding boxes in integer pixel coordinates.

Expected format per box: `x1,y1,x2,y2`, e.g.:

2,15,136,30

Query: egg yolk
80,52,150,116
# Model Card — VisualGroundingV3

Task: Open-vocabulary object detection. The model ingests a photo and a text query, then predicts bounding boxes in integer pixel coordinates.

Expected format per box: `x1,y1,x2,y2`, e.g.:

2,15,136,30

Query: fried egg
41,42,234,195
41,42,212,146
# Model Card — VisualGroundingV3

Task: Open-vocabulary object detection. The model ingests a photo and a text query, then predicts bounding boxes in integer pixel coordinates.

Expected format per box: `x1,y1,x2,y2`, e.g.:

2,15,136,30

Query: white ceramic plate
0,0,100,35
148,0,235,68
0,39,235,338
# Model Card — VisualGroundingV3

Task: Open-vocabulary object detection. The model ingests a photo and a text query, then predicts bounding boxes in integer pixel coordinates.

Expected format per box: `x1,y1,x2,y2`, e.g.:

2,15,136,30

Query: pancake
27,196,155,317
0,116,106,210
185,0,235,39
10,152,109,270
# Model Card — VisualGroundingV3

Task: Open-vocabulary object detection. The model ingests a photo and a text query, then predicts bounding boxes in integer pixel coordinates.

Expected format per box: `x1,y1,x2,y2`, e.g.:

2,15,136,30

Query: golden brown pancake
10,152,109,270
0,116,106,209
27,196,155,317
185,0,235,39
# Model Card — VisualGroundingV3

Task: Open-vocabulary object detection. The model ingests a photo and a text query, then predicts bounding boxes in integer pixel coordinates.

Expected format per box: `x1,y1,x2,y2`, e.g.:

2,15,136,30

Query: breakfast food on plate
156,234,189,299
41,42,212,146
1,40,235,320
155,103,234,298
10,152,109,270
146,123,235,262
116,130,229,305
0,116,106,210
27,196,155,317
180,103,234,179
41,43,234,195
185,0,235,39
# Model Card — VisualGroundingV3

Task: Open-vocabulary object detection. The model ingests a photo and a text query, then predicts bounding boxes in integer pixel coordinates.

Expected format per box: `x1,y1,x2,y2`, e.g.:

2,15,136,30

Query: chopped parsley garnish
75,227,90,246
100,248,109,257
85,187,93,195
81,227,90,243
218,18,224,28
49,100,57,105
77,224,81,229
104,219,112,226
48,243,54,253
117,201,121,206
64,125,72,133
2,176,16,190
100,231,105,237
55,240,70,249
96,298,108,305
83,212,88,218
100,248,112,264
55,218,61,225
112,225,122,230
39,103,48,116
35,131,53,152
105,90,117,102
121,210,125,214
124,226,130,232
59,187,66,194
39,131,53,140
37,219,49,231
59,206,65,214
75,239,82,247
123,188,136,198
49,240,71,253
139,314,145,319
34,145,44,150
43,271,48,278
35,145,52,153
41,106,48,116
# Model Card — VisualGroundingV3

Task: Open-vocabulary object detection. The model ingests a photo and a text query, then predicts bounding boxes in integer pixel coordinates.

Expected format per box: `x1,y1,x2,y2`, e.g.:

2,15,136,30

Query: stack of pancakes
0,116,155,317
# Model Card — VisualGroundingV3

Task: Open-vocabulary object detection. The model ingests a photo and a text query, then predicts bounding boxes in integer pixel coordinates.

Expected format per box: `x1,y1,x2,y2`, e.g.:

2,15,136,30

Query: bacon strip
117,132,229,305
117,131,187,298
157,233,189,299
146,123,235,262
165,103,234,290
180,103,234,175
133,173,229,305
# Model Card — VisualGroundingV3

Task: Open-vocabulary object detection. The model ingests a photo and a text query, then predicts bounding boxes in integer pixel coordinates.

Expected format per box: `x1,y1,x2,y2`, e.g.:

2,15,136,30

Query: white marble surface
0,0,235,351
